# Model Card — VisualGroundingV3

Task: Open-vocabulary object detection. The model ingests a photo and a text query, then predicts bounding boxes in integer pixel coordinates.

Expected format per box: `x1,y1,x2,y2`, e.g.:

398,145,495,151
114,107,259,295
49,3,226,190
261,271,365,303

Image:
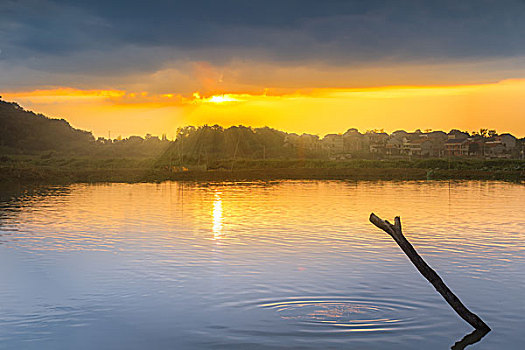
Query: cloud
6,78,525,138
2,0,525,92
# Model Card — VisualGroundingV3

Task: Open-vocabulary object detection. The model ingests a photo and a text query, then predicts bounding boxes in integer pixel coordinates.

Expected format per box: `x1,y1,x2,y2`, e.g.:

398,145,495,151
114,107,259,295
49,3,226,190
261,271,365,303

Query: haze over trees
1,98,523,163
158,125,297,164
0,99,94,154
0,99,171,158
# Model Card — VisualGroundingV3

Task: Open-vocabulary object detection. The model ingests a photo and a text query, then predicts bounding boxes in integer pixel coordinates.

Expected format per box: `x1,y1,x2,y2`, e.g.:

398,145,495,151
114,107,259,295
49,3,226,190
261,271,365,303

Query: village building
445,138,469,156
484,140,507,158
402,138,433,156
364,131,388,153
283,127,520,160
321,134,344,154
497,134,517,150
385,137,403,155
426,132,447,157
466,137,485,157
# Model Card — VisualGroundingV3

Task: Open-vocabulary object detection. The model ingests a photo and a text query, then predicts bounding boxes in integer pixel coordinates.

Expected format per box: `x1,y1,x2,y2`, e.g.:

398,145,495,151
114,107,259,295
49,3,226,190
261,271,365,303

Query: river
0,180,523,349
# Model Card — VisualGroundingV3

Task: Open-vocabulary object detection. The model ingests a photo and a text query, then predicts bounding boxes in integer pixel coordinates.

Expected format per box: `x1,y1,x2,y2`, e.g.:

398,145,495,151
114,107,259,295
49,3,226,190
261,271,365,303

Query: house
321,134,344,154
426,132,447,157
497,134,517,150
369,142,386,154
445,138,469,156
402,138,432,156
386,137,403,155
365,131,388,153
466,137,485,157
484,140,507,158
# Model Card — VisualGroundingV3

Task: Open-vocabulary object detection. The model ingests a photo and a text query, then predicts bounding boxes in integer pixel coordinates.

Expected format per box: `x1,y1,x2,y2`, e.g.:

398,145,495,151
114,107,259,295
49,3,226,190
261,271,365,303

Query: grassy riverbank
1,156,523,184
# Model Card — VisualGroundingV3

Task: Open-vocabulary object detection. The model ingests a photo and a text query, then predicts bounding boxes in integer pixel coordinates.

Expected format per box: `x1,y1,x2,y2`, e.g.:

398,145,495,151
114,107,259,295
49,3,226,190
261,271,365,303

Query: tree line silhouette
0,99,300,161
1,99,523,165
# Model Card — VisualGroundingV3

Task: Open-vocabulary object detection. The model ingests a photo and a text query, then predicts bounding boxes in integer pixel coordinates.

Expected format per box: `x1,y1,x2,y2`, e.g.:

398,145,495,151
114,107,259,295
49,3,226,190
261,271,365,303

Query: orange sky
2,2,525,139
3,78,525,138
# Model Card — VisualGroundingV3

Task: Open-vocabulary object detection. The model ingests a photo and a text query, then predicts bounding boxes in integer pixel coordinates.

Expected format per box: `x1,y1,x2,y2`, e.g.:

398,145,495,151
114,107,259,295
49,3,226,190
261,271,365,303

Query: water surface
0,180,523,349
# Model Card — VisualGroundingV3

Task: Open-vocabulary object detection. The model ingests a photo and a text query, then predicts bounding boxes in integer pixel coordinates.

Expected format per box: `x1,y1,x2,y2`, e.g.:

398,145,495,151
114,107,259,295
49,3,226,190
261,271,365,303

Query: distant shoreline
1,162,523,184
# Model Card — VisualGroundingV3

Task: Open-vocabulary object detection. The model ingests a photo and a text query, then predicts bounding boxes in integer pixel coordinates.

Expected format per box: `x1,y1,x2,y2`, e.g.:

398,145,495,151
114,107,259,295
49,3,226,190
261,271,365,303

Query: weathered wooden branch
369,213,490,332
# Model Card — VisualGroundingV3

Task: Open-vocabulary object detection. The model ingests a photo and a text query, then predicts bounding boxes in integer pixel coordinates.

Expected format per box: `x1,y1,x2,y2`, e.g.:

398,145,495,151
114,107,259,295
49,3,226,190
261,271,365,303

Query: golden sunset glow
3,79,525,138
3,2,525,348
204,95,241,104
212,192,223,240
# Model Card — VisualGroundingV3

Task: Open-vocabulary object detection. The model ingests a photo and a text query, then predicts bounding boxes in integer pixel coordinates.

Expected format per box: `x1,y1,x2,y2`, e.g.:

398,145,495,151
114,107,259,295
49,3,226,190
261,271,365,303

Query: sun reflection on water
212,192,223,239
0,181,523,348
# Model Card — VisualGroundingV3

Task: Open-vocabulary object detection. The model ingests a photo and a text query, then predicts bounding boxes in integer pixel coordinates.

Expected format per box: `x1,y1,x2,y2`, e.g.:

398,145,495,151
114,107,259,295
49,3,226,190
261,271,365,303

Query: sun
206,94,240,103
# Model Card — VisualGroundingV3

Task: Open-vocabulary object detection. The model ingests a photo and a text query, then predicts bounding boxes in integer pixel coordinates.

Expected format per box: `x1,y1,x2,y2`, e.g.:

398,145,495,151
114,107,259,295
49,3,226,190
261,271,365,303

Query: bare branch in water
369,213,490,332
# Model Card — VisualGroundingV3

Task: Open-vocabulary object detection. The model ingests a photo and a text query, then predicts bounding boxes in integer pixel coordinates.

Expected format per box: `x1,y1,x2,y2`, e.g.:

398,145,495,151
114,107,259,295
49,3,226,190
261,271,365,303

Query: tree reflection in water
451,328,490,350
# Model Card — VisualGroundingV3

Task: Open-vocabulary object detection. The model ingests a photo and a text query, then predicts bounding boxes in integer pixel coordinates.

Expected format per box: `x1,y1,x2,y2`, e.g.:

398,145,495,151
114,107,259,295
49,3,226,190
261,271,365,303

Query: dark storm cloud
1,0,525,77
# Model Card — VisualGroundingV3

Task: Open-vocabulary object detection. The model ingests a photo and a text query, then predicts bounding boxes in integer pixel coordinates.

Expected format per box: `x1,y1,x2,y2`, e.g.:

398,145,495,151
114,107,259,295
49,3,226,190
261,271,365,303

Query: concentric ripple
255,297,433,334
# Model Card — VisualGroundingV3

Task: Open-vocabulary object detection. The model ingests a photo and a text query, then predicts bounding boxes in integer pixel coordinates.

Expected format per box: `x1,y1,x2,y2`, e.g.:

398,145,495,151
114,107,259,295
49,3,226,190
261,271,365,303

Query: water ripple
227,296,436,335
0,180,523,349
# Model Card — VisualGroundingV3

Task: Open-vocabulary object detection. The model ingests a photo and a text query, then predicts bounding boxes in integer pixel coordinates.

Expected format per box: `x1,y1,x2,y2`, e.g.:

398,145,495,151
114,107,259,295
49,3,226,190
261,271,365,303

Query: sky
1,0,525,138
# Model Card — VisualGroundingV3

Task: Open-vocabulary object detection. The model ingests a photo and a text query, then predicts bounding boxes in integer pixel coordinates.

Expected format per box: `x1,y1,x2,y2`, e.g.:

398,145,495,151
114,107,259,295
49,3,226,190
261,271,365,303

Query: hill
0,99,94,155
